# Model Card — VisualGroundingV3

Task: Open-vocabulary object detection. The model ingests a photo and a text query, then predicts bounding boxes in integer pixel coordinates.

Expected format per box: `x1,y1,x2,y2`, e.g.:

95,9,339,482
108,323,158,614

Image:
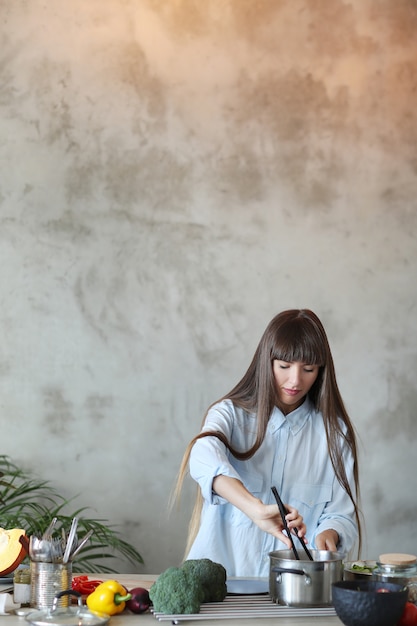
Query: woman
174,309,361,577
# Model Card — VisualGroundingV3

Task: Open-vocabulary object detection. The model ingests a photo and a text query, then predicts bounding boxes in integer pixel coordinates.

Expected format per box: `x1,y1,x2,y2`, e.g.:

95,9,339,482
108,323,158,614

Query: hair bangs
271,321,326,366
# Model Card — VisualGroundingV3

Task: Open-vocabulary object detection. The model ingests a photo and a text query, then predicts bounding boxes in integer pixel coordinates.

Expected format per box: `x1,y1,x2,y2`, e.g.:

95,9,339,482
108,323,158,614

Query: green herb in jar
14,568,31,584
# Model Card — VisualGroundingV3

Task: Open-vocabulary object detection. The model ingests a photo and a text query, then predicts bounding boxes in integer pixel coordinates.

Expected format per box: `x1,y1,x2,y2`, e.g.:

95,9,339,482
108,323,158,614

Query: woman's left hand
315,529,339,551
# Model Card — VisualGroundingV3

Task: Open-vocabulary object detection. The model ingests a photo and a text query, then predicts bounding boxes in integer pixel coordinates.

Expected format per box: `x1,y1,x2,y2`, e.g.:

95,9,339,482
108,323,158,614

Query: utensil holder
30,561,72,609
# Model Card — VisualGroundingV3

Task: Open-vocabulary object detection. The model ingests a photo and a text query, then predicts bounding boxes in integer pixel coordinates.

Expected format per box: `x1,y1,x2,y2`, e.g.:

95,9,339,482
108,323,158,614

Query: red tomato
398,602,417,626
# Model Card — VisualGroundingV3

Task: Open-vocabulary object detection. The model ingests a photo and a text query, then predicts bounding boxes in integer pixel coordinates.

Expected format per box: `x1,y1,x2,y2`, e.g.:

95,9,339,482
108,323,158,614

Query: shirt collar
269,396,313,434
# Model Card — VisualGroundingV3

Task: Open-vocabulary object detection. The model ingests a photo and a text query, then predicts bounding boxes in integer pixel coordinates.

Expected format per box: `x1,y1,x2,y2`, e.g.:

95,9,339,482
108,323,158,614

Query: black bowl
332,580,408,626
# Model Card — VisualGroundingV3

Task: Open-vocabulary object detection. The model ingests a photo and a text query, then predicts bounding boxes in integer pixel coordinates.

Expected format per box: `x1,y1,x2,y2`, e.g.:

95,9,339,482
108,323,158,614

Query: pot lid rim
25,606,110,626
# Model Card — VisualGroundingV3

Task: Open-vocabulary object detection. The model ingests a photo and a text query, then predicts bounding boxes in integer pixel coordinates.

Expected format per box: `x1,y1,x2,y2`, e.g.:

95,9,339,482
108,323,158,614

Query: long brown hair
173,309,362,556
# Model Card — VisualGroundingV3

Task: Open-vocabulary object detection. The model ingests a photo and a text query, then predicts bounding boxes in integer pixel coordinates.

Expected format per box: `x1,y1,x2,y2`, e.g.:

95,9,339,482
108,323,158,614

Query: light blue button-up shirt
187,397,358,577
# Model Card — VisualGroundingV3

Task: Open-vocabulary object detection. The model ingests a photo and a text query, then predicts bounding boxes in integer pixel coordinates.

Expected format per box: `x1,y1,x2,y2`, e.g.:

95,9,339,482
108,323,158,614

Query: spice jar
14,567,31,606
373,553,417,604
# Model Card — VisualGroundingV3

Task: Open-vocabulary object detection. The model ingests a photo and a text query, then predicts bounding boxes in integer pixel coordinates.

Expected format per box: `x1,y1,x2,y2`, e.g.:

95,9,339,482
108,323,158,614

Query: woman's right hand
251,502,307,547
212,475,306,546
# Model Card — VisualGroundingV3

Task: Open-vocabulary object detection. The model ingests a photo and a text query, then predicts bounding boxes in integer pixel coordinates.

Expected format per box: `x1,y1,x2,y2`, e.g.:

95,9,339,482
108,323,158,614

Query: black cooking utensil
271,486,300,560
271,486,314,561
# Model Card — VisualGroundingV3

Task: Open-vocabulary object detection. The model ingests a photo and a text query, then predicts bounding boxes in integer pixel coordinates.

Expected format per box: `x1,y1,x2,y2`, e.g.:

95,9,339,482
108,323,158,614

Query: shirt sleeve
310,437,359,555
189,401,245,505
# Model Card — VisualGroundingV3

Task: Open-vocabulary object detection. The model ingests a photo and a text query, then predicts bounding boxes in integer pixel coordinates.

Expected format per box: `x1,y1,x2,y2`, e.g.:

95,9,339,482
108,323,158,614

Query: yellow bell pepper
86,579,132,615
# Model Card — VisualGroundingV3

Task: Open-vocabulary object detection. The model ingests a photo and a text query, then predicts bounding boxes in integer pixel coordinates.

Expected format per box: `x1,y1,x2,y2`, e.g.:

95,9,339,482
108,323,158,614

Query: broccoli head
149,566,205,614
181,558,227,603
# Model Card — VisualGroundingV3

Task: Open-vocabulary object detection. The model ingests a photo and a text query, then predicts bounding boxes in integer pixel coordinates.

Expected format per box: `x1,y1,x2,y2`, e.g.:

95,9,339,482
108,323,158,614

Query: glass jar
14,567,31,606
373,553,417,604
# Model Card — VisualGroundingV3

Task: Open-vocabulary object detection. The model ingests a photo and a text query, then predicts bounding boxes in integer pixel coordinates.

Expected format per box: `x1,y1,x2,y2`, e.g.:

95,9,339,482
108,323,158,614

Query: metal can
373,553,417,604
30,561,72,609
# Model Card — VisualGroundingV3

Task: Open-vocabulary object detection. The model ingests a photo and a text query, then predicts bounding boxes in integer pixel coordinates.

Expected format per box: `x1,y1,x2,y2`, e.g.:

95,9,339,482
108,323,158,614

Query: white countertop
2,573,343,626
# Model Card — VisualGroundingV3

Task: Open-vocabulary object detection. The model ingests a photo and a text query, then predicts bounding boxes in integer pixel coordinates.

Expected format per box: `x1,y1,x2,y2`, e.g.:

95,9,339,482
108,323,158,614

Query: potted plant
0,455,143,573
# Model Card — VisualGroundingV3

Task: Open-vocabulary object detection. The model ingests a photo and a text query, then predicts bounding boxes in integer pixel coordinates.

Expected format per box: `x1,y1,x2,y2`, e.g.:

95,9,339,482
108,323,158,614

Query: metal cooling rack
152,594,337,622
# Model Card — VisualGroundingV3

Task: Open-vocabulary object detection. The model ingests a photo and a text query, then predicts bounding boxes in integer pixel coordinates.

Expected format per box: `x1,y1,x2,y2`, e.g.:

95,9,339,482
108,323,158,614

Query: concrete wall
1,0,416,573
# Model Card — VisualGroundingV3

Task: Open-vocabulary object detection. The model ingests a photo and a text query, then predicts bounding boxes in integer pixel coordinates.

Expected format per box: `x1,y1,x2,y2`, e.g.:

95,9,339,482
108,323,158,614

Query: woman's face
273,360,320,414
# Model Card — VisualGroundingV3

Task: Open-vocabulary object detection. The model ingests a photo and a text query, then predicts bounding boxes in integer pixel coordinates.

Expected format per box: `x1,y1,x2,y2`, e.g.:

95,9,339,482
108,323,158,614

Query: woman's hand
212,475,306,547
251,502,307,548
315,529,339,552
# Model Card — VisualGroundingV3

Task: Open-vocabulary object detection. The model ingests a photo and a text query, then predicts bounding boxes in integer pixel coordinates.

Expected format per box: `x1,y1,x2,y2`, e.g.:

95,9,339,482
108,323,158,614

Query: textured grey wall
1,0,416,573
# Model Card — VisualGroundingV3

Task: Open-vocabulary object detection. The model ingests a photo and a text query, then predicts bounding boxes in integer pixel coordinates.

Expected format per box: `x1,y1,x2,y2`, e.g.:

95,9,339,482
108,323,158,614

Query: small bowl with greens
343,560,377,581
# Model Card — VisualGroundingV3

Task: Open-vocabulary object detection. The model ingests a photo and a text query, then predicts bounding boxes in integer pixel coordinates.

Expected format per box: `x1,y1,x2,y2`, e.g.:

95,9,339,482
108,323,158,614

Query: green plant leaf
0,455,143,573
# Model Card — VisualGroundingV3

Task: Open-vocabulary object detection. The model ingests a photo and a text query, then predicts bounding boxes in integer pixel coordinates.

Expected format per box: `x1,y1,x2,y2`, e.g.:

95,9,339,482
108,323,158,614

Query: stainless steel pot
269,549,344,607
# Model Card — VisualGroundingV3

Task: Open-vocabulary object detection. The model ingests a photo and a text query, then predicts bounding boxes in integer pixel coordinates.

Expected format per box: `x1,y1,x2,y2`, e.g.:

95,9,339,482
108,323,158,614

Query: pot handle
51,590,83,612
271,566,312,585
